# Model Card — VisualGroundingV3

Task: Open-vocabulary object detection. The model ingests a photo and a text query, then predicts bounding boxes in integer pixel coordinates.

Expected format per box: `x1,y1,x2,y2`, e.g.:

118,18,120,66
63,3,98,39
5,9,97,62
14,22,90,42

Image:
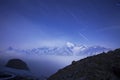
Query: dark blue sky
0,0,120,49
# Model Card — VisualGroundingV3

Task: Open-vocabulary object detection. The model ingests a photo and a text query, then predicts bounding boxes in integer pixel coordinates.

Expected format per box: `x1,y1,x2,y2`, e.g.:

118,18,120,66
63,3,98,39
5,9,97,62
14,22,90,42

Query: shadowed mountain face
48,48,120,80
6,59,29,71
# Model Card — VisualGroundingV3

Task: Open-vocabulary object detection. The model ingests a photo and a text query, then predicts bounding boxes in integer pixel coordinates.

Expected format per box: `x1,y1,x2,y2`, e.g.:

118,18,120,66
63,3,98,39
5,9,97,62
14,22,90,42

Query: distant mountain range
4,42,110,56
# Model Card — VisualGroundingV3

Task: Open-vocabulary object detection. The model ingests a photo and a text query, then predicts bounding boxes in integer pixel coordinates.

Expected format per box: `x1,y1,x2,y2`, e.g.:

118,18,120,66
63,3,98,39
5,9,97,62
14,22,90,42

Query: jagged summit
66,42,75,48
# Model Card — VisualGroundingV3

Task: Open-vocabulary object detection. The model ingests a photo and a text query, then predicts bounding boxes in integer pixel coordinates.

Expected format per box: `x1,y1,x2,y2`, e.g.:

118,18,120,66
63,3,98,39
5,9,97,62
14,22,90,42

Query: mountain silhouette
48,48,120,80
6,59,29,71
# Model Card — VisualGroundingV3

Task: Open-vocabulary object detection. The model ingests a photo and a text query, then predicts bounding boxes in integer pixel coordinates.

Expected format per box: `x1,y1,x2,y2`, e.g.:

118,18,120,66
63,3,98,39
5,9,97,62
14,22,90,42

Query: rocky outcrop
6,59,29,70
48,48,120,80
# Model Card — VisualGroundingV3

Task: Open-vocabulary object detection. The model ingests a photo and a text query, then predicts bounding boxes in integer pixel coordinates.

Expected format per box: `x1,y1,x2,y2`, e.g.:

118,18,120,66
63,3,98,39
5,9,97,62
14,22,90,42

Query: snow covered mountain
4,42,110,56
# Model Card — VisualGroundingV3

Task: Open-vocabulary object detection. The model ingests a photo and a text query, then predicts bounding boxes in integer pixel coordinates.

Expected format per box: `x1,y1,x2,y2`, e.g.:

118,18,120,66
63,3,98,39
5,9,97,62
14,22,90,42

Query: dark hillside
48,48,120,80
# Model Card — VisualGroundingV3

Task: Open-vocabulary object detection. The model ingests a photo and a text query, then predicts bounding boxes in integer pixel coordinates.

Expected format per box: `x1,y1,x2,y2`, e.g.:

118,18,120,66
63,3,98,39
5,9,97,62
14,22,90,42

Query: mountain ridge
4,42,110,56
47,48,120,80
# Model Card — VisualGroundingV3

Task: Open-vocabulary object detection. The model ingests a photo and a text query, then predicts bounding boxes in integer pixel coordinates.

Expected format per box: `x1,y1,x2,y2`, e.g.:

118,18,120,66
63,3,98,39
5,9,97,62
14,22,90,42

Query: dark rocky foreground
0,71,47,80
48,48,120,80
0,72,36,80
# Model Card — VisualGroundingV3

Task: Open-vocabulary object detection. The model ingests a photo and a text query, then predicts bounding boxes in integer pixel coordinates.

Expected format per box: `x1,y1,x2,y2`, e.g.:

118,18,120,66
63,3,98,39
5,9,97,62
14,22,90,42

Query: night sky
0,0,120,49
